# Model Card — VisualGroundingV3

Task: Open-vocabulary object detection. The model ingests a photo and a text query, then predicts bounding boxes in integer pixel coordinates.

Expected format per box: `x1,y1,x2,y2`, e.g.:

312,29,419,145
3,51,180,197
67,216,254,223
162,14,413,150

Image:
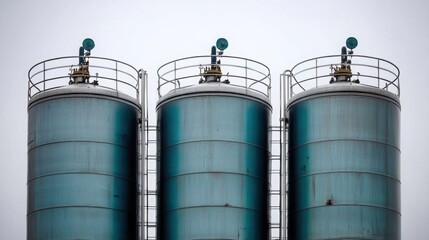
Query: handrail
28,56,141,101
157,55,271,99
281,54,400,100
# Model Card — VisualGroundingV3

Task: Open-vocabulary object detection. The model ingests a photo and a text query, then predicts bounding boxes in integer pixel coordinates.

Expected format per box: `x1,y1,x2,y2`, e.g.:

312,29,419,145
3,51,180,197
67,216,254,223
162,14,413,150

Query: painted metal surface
287,84,401,239
156,85,271,239
27,88,139,239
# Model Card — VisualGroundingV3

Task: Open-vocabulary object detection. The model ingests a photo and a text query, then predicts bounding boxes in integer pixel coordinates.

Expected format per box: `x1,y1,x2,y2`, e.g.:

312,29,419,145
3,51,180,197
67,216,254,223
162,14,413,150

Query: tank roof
287,82,400,108
157,82,271,109
28,84,140,109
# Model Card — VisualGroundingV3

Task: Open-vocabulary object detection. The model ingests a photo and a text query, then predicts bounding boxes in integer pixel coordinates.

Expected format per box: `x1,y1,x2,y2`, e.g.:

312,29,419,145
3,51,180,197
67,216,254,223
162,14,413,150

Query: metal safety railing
157,55,271,99
28,56,142,101
281,55,400,100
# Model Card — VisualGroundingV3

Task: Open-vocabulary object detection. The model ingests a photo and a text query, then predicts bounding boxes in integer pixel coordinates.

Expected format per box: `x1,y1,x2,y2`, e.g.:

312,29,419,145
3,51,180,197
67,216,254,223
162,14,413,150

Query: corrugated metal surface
287,85,401,239
157,87,271,239
27,91,139,239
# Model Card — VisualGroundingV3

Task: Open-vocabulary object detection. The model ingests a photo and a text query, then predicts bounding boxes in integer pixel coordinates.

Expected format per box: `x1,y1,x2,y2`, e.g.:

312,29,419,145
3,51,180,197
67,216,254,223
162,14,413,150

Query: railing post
245,59,248,90
43,62,46,92
315,59,318,88
158,74,161,98
174,61,177,89
397,76,400,97
377,59,380,88
286,73,291,100
137,71,140,100
116,61,118,92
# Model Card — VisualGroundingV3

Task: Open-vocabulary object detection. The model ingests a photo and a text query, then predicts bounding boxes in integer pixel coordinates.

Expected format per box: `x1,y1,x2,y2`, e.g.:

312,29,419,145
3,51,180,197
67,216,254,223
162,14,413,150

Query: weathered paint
156,85,271,240
287,84,401,239
27,89,139,239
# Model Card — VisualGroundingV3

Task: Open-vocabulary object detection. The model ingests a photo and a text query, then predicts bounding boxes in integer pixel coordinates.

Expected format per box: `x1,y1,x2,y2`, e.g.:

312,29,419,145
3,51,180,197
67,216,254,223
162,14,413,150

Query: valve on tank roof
201,38,229,83
330,37,359,84
69,38,96,85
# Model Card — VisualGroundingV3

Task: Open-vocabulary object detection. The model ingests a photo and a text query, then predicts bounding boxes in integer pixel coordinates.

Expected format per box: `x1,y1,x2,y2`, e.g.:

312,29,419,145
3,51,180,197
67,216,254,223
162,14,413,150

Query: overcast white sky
1,0,428,239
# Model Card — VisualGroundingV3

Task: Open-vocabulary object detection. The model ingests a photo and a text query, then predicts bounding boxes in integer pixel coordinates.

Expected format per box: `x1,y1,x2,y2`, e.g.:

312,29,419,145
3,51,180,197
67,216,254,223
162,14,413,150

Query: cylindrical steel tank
156,83,271,239
27,57,141,239
155,54,273,240
287,83,400,239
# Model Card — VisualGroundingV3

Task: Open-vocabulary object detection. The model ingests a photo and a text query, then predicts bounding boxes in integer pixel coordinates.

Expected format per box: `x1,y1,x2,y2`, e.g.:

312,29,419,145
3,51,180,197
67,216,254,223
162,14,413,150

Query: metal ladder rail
144,125,157,240
269,125,282,240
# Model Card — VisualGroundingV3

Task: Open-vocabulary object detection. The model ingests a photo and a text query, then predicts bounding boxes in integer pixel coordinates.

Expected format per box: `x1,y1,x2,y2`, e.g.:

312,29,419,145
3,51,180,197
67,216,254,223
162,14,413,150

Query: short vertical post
315,59,318,87
245,59,248,91
377,59,380,88
116,61,118,92
174,61,177,89
43,62,46,92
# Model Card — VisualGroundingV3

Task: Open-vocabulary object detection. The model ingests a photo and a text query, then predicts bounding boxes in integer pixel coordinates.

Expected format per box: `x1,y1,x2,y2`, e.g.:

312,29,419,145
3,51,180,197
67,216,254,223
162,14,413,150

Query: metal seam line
289,203,401,215
159,171,269,182
159,139,270,152
27,171,136,183
27,205,136,216
158,205,268,215
28,139,137,152
288,170,401,183
288,138,401,152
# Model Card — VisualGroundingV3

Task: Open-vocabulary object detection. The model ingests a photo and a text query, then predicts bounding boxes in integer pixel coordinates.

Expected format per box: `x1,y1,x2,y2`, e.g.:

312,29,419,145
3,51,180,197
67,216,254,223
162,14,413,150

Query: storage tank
284,39,401,239
27,40,142,239
156,40,272,239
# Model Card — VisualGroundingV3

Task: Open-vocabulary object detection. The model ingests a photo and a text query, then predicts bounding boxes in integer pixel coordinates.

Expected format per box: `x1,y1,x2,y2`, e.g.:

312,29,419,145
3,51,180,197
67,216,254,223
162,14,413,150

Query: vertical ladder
144,125,157,240
269,126,282,240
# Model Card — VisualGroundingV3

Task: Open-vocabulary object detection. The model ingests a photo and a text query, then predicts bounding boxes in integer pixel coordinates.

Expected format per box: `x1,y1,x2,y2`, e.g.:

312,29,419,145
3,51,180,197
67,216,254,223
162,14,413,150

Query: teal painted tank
156,83,271,239
287,83,401,239
284,50,402,239
27,55,142,239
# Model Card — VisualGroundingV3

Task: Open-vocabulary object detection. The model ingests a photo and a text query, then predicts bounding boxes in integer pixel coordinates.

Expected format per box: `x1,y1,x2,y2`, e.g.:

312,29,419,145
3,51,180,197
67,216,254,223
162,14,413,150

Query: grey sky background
1,0,428,239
